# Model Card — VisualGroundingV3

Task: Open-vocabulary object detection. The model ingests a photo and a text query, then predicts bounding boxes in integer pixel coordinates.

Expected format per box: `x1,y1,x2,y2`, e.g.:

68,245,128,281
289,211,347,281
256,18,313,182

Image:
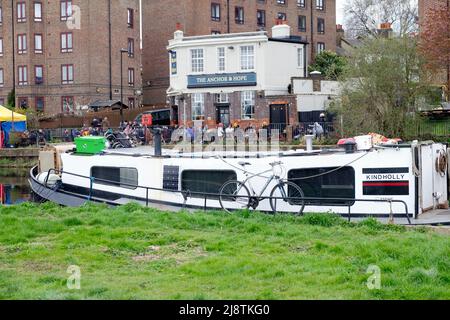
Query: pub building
166,22,308,130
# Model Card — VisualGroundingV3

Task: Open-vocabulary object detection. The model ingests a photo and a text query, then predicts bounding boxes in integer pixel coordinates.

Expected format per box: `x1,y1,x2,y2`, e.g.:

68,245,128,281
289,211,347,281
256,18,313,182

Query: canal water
0,175,32,205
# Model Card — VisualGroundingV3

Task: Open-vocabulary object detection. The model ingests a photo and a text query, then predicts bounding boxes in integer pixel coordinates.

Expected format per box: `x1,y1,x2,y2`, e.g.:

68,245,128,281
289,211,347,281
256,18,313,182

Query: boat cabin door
416,143,448,214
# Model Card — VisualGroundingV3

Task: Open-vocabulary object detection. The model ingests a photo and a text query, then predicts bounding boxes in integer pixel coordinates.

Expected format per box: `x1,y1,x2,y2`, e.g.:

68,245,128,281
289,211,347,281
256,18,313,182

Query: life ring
435,150,448,177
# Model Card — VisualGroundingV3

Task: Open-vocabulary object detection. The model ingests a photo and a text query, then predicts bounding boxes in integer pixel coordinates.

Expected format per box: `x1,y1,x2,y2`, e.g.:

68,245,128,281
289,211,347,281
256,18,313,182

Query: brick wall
142,0,337,105
0,0,142,115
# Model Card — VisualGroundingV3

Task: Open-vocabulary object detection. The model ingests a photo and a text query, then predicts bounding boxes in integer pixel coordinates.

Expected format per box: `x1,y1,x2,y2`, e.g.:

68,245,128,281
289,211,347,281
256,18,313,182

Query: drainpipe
227,0,230,33
108,0,112,100
310,0,315,61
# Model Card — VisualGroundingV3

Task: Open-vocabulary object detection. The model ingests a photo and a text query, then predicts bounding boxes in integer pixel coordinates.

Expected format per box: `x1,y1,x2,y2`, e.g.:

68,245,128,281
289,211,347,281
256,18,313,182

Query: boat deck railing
41,167,412,224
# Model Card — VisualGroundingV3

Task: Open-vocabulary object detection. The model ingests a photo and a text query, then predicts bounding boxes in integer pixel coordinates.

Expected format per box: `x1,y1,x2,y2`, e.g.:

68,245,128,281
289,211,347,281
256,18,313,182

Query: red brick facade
142,0,337,105
0,0,142,115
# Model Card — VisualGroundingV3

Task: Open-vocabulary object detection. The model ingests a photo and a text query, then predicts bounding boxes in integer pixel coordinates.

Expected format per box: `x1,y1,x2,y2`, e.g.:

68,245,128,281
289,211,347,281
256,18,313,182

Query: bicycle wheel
219,180,251,213
270,181,305,215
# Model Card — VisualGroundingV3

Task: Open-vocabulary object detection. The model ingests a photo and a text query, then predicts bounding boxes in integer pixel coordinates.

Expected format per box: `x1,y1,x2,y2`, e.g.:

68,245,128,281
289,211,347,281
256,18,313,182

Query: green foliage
308,50,347,80
0,203,449,299
6,89,15,109
331,37,429,138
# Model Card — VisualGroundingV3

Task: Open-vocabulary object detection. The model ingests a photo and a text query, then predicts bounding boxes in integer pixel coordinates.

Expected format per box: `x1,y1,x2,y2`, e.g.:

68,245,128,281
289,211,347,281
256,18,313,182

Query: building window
215,93,229,103
0,98,4,106
35,97,44,112
317,42,325,54
297,47,304,69
128,97,135,109
317,18,325,34
128,38,134,57
34,2,42,22
62,64,74,84
61,0,72,21
297,0,306,8
0,38,3,56
127,8,134,28
191,49,204,73
241,91,255,120
17,2,26,23
18,66,28,86
298,15,306,32
211,3,220,21
288,167,355,205
316,0,324,10
278,12,287,21
217,47,226,72
235,7,244,24
35,65,43,84
18,97,28,108
128,68,135,86
191,93,205,120
0,69,3,87
17,34,27,54
277,0,287,4
62,96,74,112
61,32,73,53
34,34,43,54
257,10,266,27
0,6,3,25
240,45,255,70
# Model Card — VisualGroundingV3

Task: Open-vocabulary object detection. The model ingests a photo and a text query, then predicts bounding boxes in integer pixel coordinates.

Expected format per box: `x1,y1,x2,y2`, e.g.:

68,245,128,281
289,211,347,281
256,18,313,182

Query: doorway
216,105,230,127
270,104,288,130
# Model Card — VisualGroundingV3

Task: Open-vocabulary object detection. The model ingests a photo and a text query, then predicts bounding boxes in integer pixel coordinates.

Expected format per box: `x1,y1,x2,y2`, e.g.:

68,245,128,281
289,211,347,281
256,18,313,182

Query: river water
0,175,32,205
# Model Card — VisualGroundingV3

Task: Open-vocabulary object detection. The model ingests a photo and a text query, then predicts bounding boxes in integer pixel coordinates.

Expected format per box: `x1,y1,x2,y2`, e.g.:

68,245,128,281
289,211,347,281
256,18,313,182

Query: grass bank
0,203,449,300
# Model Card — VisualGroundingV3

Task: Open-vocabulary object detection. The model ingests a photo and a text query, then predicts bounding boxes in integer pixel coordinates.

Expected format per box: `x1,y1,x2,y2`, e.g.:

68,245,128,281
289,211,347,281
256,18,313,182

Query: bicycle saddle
238,162,251,167
269,161,283,167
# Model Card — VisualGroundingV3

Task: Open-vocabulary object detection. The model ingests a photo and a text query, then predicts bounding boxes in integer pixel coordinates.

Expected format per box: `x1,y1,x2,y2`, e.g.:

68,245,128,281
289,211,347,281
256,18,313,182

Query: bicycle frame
240,166,283,200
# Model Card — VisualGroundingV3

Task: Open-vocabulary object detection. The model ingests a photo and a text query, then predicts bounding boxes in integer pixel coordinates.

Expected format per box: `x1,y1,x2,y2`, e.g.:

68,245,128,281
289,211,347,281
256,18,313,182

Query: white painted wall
167,30,306,95
293,78,341,112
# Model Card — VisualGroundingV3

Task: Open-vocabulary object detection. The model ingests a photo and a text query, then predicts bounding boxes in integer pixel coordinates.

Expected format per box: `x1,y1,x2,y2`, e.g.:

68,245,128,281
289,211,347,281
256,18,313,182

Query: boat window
288,167,355,205
181,170,237,198
91,167,138,190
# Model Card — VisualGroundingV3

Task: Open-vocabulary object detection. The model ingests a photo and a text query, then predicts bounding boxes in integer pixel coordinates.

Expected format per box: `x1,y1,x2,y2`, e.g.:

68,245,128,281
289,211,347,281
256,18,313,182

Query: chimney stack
272,23,291,39
174,22,184,40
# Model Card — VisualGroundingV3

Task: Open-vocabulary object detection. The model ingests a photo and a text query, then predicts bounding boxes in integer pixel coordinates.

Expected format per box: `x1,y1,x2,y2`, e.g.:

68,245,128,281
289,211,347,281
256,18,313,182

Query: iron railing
40,167,412,224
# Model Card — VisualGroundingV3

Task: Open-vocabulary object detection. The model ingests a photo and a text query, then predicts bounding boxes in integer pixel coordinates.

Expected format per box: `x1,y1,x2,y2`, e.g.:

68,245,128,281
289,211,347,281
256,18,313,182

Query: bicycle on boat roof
218,161,306,215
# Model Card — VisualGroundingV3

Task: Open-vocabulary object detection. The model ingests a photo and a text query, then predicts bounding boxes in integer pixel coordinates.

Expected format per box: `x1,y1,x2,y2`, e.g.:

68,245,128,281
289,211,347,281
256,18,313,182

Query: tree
344,0,418,38
6,89,15,109
331,37,428,138
419,2,450,98
308,51,347,80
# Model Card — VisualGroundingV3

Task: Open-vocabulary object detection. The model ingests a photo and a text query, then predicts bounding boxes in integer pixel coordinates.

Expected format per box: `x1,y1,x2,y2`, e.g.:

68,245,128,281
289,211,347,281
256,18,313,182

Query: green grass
0,202,449,300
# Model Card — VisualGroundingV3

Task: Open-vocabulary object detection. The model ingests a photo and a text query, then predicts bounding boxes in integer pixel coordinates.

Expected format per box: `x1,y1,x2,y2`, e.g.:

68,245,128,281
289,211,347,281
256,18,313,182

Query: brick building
418,0,450,92
167,24,307,128
143,0,337,105
0,0,142,115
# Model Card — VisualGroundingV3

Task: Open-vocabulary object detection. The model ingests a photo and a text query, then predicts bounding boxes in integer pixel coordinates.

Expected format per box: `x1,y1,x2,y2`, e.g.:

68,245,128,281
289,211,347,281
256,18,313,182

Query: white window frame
34,2,42,22
297,47,304,69
240,45,255,71
34,34,43,54
191,93,205,120
241,91,255,120
217,47,226,72
191,48,204,73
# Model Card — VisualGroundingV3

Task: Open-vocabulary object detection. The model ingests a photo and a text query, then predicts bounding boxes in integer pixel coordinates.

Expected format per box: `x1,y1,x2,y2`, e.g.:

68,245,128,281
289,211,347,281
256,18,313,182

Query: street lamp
120,48,129,126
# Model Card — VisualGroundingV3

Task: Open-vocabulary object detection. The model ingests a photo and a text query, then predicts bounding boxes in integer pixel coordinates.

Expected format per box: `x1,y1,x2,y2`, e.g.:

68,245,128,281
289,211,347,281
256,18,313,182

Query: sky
336,0,345,25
